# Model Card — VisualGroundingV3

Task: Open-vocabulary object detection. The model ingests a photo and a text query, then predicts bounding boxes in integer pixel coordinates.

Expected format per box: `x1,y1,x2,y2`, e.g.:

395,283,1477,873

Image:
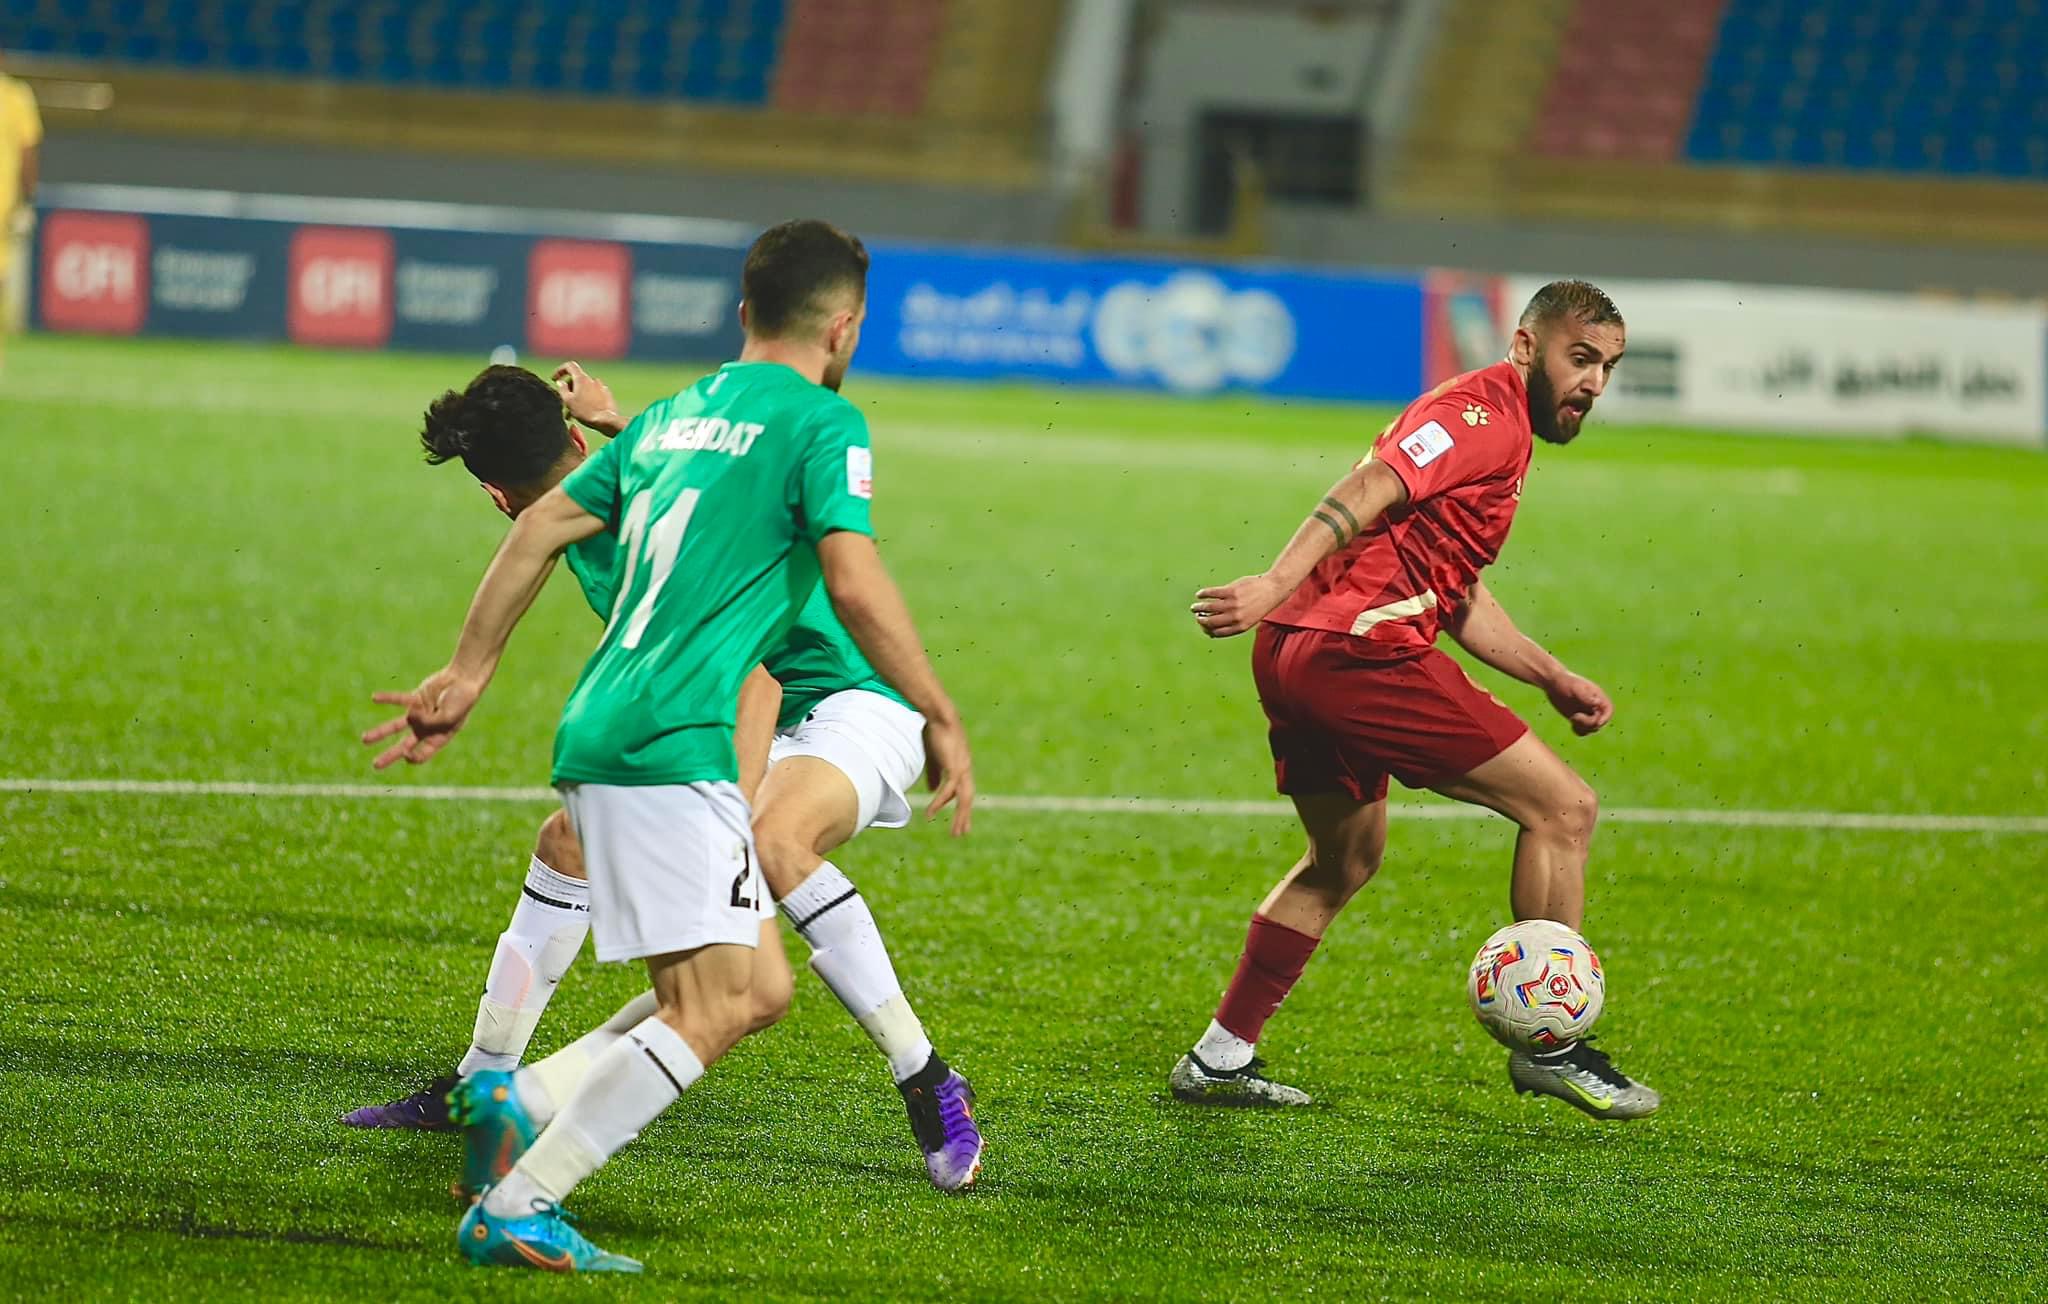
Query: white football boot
1169,1053,1312,1107
1508,1037,1661,1120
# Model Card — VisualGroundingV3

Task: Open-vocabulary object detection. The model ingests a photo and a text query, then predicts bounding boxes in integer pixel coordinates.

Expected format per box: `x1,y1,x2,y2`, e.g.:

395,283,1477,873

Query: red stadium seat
1532,0,1730,161
772,0,945,118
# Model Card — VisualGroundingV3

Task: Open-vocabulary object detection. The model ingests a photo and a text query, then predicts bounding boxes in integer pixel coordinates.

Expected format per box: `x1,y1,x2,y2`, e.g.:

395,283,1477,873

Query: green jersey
766,584,909,731
550,361,875,786
563,488,906,733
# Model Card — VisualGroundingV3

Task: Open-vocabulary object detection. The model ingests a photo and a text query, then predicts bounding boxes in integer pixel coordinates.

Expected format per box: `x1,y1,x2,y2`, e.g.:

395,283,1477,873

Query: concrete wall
41,130,1069,248
1268,205,2048,299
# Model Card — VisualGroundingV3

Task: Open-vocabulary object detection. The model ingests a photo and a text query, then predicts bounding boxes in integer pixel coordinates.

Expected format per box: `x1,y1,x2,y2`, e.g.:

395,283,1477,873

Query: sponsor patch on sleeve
847,445,873,499
1398,420,1454,469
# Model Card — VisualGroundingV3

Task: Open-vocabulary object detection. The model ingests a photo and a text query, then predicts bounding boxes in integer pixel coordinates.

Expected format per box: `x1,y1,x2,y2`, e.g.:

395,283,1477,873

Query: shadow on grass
0,1032,429,1084
0,1207,411,1254
2,885,479,949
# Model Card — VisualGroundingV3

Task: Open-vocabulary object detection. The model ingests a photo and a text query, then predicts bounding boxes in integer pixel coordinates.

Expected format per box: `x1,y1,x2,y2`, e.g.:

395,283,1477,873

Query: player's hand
553,362,624,435
920,716,975,837
1546,672,1613,736
1191,574,1286,639
362,668,486,768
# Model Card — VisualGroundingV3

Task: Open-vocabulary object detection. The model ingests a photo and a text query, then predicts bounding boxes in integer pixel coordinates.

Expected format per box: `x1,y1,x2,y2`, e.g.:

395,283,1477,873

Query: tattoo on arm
1312,509,1352,546
1320,496,1360,539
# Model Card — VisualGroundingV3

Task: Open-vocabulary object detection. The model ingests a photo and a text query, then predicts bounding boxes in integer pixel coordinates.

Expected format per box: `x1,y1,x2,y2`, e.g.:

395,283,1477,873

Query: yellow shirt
0,74,42,218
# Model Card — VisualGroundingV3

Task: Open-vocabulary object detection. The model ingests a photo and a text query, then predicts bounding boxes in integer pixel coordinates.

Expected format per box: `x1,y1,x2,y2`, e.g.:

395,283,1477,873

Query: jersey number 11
606,488,702,650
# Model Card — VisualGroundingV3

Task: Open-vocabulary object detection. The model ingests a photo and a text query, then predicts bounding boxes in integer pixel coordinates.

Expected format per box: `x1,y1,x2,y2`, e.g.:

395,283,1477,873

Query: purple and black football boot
341,1074,459,1131
898,1056,983,1192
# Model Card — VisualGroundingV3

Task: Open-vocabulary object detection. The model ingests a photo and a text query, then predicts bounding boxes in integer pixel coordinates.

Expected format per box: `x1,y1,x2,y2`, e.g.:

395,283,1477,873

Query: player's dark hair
742,219,869,339
1519,279,1624,331
419,365,572,487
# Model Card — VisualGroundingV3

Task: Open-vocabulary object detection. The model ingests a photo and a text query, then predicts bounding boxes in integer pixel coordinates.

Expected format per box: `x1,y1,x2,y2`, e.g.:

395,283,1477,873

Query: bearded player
1171,280,1659,1119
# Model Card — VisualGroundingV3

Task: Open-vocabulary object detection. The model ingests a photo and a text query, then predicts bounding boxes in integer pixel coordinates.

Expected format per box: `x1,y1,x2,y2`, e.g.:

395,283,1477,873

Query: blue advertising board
861,241,1424,403
32,188,1425,404
144,213,292,340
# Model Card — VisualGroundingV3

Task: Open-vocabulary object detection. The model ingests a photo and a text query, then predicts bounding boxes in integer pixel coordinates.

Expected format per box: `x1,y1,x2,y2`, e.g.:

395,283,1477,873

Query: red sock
1213,913,1322,1044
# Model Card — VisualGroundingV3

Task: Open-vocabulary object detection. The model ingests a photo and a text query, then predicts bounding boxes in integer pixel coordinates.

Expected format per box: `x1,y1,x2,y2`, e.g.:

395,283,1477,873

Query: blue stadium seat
377,49,416,84
1691,0,2048,177
424,12,464,48
0,0,786,106
326,44,364,80
425,48,465,87
476,47,514,87
474,21,519,53
529,49,567,90
631,60,673,97
172,34,214,67
374,11,408,53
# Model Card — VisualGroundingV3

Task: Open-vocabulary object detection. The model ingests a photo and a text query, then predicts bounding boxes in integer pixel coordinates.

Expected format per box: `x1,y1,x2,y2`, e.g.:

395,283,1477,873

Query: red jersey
1266,360,1532,650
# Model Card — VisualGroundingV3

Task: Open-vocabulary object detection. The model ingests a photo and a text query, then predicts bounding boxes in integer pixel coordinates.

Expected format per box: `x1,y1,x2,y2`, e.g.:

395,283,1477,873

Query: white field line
1,778,2043,835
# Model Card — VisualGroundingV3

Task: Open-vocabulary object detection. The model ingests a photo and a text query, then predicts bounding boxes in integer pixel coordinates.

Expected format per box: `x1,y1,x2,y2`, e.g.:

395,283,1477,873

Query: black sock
900,1053,950,1093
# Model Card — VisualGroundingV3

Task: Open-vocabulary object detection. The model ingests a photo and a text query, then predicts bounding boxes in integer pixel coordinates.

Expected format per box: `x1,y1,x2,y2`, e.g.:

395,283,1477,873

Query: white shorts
769,689,926,831
558,781,769,963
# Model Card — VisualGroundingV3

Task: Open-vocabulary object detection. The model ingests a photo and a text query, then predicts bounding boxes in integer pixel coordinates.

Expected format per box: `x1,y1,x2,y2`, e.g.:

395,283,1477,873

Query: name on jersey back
649,415,766,457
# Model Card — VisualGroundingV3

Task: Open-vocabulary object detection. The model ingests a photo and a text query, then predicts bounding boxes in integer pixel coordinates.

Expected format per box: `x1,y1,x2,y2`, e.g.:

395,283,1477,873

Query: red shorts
1252,622,1529,803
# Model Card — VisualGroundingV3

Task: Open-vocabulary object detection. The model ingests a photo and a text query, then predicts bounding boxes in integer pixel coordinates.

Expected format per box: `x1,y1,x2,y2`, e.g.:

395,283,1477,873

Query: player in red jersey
1170,280,1659,1119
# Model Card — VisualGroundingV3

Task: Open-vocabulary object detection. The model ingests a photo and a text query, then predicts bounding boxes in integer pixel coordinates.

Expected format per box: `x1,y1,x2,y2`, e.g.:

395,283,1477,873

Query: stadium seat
0,0,789,107
1531,1,1726,163
773,0,939,117
1686,0,2048,178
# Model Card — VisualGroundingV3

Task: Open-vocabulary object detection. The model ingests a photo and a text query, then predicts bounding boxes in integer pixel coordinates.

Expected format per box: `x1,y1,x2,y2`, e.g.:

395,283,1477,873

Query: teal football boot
446,1070,538,1200
457,1195,641,1273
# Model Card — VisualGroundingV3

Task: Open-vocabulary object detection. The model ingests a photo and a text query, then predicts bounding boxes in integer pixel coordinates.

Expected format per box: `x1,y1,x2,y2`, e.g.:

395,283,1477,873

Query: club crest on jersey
847,445,873,499
1398,420,1454,468
1462,403,1490,427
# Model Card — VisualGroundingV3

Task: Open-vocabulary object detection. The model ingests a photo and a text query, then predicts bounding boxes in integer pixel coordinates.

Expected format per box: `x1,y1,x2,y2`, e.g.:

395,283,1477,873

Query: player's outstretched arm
1444,580,1613,736
364,487,605,768
816,531,974,835
1192,458,1409,638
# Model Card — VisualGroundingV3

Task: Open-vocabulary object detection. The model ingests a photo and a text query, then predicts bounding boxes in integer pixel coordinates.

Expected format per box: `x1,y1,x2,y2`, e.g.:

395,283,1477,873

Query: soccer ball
1467,919,1604,1051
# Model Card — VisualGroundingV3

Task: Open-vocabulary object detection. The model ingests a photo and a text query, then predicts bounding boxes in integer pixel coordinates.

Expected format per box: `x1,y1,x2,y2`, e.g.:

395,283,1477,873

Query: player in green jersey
345,357,984,1195
363,221,975,1273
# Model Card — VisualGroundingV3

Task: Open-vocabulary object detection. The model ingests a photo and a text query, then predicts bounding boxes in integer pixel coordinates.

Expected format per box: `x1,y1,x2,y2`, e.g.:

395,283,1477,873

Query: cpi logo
528,240,631,359
39,211,149,334
1092,271,1296,394
289,227,395,347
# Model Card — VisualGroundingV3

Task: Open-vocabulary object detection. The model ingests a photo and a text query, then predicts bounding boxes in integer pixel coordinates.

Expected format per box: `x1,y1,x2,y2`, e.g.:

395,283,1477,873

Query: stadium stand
1394,0,2048,246
1687,0,2048,180
0,0,788,106
0,0,1056,187
1529,0,1726,164
775,0,944,119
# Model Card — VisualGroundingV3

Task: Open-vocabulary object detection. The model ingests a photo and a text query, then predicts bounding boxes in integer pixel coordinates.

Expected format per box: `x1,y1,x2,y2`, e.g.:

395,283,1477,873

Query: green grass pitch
3,333,2045,1300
